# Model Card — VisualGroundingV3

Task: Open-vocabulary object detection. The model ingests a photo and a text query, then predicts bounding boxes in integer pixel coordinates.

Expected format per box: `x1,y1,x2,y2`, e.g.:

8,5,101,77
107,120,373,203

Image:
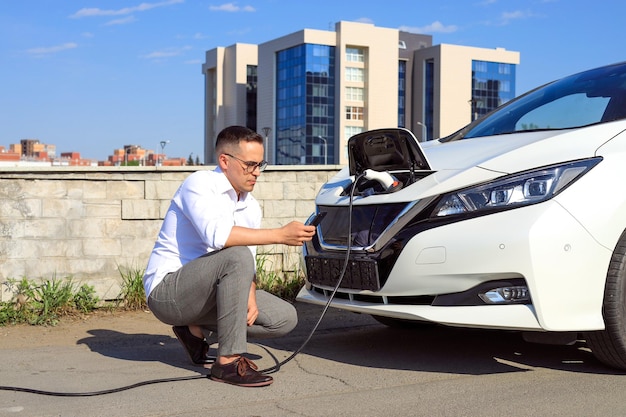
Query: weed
32,276,75,325
117,265,147,310
0,276,100,326
73,284,100,313
256,253,305,301
0,301,21,325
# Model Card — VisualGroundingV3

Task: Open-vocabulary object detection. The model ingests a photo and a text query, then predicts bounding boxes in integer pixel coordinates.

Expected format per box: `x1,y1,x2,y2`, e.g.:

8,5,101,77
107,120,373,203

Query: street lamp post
316,136,328,165
415,122,427,142
159,140,170,166
262,127,271,162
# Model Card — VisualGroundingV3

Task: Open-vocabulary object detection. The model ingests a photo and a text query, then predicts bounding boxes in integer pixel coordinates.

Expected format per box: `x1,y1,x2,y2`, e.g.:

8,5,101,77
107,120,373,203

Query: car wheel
584,229,626,370
371,315,436,329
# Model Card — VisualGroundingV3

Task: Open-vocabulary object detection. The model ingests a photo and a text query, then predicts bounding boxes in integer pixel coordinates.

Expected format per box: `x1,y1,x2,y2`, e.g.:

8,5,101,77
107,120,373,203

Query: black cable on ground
0,375,206,397
0,173,365,395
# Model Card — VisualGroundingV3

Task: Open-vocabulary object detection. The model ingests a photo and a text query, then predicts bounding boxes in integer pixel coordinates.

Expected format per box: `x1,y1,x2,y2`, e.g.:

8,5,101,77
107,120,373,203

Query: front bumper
297,200,612,332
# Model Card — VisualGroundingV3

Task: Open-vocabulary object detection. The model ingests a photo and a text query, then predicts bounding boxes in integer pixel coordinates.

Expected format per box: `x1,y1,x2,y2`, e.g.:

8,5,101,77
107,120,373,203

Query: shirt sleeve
176,171,235,251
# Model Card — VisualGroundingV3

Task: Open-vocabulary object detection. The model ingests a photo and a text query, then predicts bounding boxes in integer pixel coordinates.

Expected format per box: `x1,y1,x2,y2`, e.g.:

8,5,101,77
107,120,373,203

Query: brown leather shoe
210,356,273,387
172,326,216,365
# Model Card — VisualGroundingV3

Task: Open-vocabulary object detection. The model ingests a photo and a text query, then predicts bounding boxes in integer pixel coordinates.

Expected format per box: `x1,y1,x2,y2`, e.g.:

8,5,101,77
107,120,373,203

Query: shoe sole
210,375,273,387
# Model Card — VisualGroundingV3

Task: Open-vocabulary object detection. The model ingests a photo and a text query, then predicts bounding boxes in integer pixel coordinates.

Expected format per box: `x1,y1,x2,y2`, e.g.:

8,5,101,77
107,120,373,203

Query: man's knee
220,246,255,276
281,302,298,335
255,291,298,336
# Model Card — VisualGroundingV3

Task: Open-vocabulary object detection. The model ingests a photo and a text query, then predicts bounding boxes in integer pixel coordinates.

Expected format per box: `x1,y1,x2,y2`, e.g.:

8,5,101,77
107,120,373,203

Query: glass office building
397,60,407,128
275,44,335,165
246,65,258,131
203,22,519,164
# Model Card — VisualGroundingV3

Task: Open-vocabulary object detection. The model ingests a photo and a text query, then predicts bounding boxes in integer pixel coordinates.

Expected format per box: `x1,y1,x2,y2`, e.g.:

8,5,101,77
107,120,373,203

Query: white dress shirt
143,167,261,297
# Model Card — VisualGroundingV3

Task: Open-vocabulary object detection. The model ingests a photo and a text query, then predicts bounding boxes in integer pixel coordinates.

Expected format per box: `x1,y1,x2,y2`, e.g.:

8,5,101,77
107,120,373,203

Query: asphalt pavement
2,302,626,417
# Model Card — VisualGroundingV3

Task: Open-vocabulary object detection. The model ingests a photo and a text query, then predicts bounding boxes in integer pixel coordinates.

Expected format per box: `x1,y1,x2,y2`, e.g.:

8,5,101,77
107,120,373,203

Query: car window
515,93,609,130
449,62,626,141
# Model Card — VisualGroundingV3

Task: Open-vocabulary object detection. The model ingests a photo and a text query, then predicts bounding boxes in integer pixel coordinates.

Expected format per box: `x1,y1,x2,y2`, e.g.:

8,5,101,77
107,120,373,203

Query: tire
371,315,436,329
584,229,626,370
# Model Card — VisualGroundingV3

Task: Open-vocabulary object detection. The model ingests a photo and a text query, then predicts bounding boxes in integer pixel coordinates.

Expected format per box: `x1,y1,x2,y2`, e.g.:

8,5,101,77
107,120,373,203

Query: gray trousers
147,246,298,357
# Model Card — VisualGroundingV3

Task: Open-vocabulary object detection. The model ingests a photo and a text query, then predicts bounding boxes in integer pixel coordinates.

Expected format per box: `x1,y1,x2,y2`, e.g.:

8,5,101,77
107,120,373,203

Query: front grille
305,256,380,291
317,203,409,247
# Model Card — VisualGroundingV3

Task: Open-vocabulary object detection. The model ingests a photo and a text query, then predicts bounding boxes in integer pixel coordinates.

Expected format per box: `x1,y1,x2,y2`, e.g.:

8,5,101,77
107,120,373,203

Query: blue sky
1,1,623,161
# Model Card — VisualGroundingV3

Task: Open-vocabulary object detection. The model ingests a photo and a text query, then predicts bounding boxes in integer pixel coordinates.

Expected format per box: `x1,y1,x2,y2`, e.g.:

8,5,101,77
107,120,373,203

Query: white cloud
26,42,78,56
104,16,137,26
399,21,458,34
355,17,374,24
498,10,536,25
69,0,183,18
141,46,192,60
209,3,256,12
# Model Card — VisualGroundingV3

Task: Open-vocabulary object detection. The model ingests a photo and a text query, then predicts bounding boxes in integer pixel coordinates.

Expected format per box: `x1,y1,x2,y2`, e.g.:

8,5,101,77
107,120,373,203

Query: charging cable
260,171,364,374
0,375,206,397
0,172,365,395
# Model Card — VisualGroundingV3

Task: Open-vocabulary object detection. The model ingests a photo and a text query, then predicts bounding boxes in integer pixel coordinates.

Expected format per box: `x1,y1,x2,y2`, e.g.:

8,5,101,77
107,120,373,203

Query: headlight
432,157,602,217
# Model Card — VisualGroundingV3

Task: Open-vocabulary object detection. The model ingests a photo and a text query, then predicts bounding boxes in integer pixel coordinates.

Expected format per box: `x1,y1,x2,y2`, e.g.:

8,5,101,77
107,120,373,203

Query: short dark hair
215,126,263,155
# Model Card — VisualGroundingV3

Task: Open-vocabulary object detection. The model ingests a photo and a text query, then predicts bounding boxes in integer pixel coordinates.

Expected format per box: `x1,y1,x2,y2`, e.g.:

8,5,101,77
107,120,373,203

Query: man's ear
217,153,228,170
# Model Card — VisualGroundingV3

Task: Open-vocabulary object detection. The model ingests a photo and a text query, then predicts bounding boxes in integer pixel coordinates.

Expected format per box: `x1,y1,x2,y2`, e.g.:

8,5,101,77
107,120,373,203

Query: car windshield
444,62,626,141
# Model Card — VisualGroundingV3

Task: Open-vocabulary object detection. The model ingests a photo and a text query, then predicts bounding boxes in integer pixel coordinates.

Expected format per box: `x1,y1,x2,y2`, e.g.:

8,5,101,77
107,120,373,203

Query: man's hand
226,221,316,248
279,221,316,246
247,281,259,326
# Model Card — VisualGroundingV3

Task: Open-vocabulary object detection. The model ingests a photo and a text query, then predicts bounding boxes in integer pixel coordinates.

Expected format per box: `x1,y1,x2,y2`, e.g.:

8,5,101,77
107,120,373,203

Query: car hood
423,122,625,172
316,121,626,205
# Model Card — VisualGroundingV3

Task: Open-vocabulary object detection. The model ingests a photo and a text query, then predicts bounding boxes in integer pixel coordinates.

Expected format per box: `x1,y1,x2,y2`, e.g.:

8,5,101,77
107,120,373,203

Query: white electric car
296,61,626,370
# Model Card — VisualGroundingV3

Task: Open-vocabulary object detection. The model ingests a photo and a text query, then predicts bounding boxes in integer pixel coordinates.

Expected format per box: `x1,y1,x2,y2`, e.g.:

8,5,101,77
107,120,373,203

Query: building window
313,104,329,117
345,126,363,141
313,84,329,97
345,67,364,82
346,106,364,120
345,86,364,101
344,126,363,160
346,47,364,62
474,61,488,73
471,60,516,120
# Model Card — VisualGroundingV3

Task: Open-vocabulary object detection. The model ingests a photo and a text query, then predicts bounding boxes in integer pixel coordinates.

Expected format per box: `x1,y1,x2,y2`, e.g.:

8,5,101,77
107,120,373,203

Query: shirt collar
213,166,250,202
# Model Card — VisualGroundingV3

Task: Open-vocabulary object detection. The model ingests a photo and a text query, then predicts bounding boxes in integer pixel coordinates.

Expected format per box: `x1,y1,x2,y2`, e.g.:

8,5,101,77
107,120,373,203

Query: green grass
1,255,303,326
256,253,305,301
0,276,100,326
116,265,147,310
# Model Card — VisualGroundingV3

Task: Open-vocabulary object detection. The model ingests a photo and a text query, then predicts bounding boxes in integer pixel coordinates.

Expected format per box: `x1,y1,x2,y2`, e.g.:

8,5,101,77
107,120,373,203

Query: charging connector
363,169,401,192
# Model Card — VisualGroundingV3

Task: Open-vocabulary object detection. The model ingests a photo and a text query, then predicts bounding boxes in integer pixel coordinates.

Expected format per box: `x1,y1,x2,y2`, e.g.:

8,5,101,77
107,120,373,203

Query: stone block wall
0,166,338,301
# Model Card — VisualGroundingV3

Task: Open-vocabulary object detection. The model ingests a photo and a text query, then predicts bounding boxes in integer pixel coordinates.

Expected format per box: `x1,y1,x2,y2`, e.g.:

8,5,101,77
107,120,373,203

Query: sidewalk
0,302,383,417
1,301,615,417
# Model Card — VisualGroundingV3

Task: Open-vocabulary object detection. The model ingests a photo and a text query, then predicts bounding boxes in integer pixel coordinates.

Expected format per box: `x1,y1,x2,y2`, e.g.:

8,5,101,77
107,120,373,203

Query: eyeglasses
224,153,268,173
